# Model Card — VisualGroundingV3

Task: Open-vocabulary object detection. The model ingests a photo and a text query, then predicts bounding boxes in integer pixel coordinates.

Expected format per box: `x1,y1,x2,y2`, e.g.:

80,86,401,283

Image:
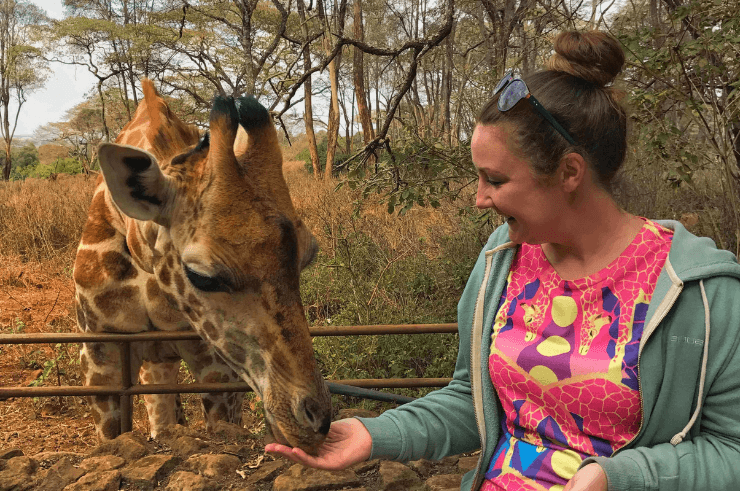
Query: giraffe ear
295,219,318,271
98,143,174,224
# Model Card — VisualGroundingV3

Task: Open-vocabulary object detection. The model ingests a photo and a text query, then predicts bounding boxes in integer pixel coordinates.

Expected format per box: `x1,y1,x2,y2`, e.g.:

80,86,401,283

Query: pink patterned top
481,219,674,491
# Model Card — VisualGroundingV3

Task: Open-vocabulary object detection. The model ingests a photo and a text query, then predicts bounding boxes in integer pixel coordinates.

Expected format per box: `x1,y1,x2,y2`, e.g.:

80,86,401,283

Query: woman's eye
184,265,230,293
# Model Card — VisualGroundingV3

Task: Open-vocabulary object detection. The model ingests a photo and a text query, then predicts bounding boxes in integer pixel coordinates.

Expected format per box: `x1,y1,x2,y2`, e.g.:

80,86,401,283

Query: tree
7,140,37,179
0,0,47,180
612,0,740,252
297,0,320,177
352,0,374,158
316,0,347,180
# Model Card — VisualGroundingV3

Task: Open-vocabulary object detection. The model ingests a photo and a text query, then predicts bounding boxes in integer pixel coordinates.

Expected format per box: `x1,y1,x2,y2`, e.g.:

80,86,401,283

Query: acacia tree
352,0,374,155
156,0,292,102
296,0,321,176
316,0,347,180
34,94,124,172
51,17,123,142
61,0,174,113
0,0,47,180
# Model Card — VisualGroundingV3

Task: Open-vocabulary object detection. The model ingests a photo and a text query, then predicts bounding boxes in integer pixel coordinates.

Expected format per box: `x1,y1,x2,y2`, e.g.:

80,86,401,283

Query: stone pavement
0,415,481,490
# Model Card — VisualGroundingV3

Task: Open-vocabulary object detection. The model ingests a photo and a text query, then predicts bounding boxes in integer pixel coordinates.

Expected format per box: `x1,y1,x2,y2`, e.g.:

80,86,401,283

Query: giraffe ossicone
74,79,331,454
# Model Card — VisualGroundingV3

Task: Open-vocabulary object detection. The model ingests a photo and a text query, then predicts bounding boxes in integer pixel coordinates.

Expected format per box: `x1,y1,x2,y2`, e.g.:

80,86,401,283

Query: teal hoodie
360,220,740,491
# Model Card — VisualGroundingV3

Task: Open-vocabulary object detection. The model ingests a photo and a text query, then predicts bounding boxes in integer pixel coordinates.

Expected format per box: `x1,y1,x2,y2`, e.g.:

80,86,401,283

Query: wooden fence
0,323,458,434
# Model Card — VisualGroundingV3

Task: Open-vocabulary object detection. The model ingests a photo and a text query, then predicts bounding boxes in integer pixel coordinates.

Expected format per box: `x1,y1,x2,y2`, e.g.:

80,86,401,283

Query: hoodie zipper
469,251,495,490
613,265,683,455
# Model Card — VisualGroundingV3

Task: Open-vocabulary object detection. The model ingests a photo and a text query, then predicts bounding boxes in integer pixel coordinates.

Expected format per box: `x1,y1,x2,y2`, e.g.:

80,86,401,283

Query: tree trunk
341,93,352,155
97,80,111,142
297,0,320,177
2,104,10,180
2,147,9,180
319,0,346,181
441,20,454,146
324,47,341,180
352,0,374,163
731,118,740,175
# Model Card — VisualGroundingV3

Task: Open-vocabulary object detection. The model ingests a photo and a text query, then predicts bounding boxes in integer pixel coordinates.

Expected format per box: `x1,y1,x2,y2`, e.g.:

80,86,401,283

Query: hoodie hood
657,220,740,282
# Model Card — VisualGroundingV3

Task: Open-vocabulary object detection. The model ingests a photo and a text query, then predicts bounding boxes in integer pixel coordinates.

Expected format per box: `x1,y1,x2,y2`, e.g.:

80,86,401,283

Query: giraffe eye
184,265,230,293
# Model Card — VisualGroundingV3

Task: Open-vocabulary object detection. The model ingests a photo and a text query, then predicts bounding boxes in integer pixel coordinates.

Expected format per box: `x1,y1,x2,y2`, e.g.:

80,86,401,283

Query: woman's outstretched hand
265,418,373,471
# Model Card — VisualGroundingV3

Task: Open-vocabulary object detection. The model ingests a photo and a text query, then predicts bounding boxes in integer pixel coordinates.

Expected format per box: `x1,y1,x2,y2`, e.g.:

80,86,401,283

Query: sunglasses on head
494,72,577,146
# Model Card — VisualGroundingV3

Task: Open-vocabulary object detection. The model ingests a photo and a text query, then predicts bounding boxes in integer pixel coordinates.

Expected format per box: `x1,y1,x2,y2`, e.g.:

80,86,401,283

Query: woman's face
472,124,566,245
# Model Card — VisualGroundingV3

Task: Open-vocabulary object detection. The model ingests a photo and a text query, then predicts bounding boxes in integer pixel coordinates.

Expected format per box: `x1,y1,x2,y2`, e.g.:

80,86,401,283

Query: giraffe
73,79,331,454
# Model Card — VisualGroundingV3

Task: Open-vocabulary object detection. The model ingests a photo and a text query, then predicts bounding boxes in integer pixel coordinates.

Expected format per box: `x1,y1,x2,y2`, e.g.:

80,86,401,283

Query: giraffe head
97,91,331,453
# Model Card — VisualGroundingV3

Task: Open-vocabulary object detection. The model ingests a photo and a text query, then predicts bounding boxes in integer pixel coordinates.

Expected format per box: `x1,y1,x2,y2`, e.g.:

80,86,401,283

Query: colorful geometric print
482,219,673,491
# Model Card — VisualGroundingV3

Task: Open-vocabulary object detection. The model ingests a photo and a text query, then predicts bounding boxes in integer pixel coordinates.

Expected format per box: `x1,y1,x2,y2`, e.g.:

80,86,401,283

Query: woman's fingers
264,419,373,471
265,444,317,466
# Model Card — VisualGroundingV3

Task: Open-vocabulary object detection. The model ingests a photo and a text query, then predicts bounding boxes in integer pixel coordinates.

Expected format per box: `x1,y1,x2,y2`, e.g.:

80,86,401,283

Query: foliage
619,0,740,180
301,204,494,394
14,157,85,179
297,134,352,176
343,134,477,215
615,0,740,253
7,142,39,179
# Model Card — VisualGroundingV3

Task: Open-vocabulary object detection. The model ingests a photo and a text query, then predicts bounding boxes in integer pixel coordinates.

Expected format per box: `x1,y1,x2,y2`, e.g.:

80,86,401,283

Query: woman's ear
558,152,588,193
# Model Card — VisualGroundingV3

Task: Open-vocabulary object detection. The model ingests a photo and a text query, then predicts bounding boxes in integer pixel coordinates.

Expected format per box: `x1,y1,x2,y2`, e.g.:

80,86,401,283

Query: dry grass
0,174,97,267
286,166,467,261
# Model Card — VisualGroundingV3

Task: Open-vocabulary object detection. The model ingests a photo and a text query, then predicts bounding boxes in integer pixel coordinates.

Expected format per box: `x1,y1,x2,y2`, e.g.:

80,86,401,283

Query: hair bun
547,31,625,87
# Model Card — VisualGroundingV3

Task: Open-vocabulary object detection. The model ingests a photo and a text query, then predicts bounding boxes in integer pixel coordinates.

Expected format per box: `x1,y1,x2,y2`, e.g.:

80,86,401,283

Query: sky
16,0,97,136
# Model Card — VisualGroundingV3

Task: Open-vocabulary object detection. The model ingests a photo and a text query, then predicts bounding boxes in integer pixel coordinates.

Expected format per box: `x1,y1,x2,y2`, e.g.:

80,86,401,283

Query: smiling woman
470,124,590,248
265,29,740,491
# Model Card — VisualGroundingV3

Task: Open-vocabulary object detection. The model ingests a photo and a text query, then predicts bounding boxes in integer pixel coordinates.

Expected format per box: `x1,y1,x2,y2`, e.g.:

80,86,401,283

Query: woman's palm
265,418,372,471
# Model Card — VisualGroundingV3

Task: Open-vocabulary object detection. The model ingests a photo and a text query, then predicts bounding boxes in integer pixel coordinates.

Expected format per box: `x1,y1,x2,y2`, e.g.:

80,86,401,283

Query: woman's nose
476,183,491,209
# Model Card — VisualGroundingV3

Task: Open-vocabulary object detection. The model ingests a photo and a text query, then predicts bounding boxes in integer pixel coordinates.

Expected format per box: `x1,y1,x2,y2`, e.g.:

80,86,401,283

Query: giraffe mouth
263,409,322,456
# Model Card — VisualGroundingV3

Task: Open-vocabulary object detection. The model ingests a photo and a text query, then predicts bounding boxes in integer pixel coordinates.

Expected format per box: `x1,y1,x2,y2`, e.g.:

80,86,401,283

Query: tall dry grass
0,174,97,269
286,169,467,260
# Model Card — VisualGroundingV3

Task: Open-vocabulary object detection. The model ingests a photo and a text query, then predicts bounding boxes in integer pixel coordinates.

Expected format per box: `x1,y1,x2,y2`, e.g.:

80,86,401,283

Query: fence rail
0,323,458,433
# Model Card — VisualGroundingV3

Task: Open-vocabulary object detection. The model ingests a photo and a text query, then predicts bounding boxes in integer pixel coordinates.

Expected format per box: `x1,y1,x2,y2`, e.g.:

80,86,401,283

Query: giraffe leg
176,340,245,431
140,341,186,438
80,341,141,440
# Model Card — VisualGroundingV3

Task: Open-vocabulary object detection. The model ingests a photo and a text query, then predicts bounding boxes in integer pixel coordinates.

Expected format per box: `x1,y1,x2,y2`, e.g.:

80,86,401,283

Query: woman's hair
477,31,627,190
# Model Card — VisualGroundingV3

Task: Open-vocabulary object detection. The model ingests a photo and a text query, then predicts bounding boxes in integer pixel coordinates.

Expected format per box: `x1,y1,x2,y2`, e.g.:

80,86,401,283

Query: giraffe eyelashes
184,264,231,293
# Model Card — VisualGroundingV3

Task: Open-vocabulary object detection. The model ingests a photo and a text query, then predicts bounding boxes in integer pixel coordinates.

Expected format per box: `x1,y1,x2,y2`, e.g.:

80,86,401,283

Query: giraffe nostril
300,396,331,435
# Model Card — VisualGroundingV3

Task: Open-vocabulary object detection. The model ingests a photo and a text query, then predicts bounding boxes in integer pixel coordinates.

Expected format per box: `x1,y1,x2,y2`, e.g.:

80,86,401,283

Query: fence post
120,342,133,433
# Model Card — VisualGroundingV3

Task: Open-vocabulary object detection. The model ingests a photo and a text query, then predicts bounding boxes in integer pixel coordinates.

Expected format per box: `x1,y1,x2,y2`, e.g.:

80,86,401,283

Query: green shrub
298,136,351,176
18,157,86,179
303,207,493,401
7,142,40,180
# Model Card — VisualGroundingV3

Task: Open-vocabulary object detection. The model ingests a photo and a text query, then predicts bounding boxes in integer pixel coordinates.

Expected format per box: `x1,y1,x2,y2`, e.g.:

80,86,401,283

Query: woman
267,31,740,491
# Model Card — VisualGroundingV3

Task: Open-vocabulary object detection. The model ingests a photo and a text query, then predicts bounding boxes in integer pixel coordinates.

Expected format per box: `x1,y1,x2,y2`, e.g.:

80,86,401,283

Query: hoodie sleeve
357,228,508,462
581,276,740,491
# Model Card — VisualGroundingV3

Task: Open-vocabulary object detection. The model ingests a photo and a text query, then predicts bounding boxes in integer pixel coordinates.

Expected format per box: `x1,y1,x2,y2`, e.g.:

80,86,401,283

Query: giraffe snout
298,395,332,435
